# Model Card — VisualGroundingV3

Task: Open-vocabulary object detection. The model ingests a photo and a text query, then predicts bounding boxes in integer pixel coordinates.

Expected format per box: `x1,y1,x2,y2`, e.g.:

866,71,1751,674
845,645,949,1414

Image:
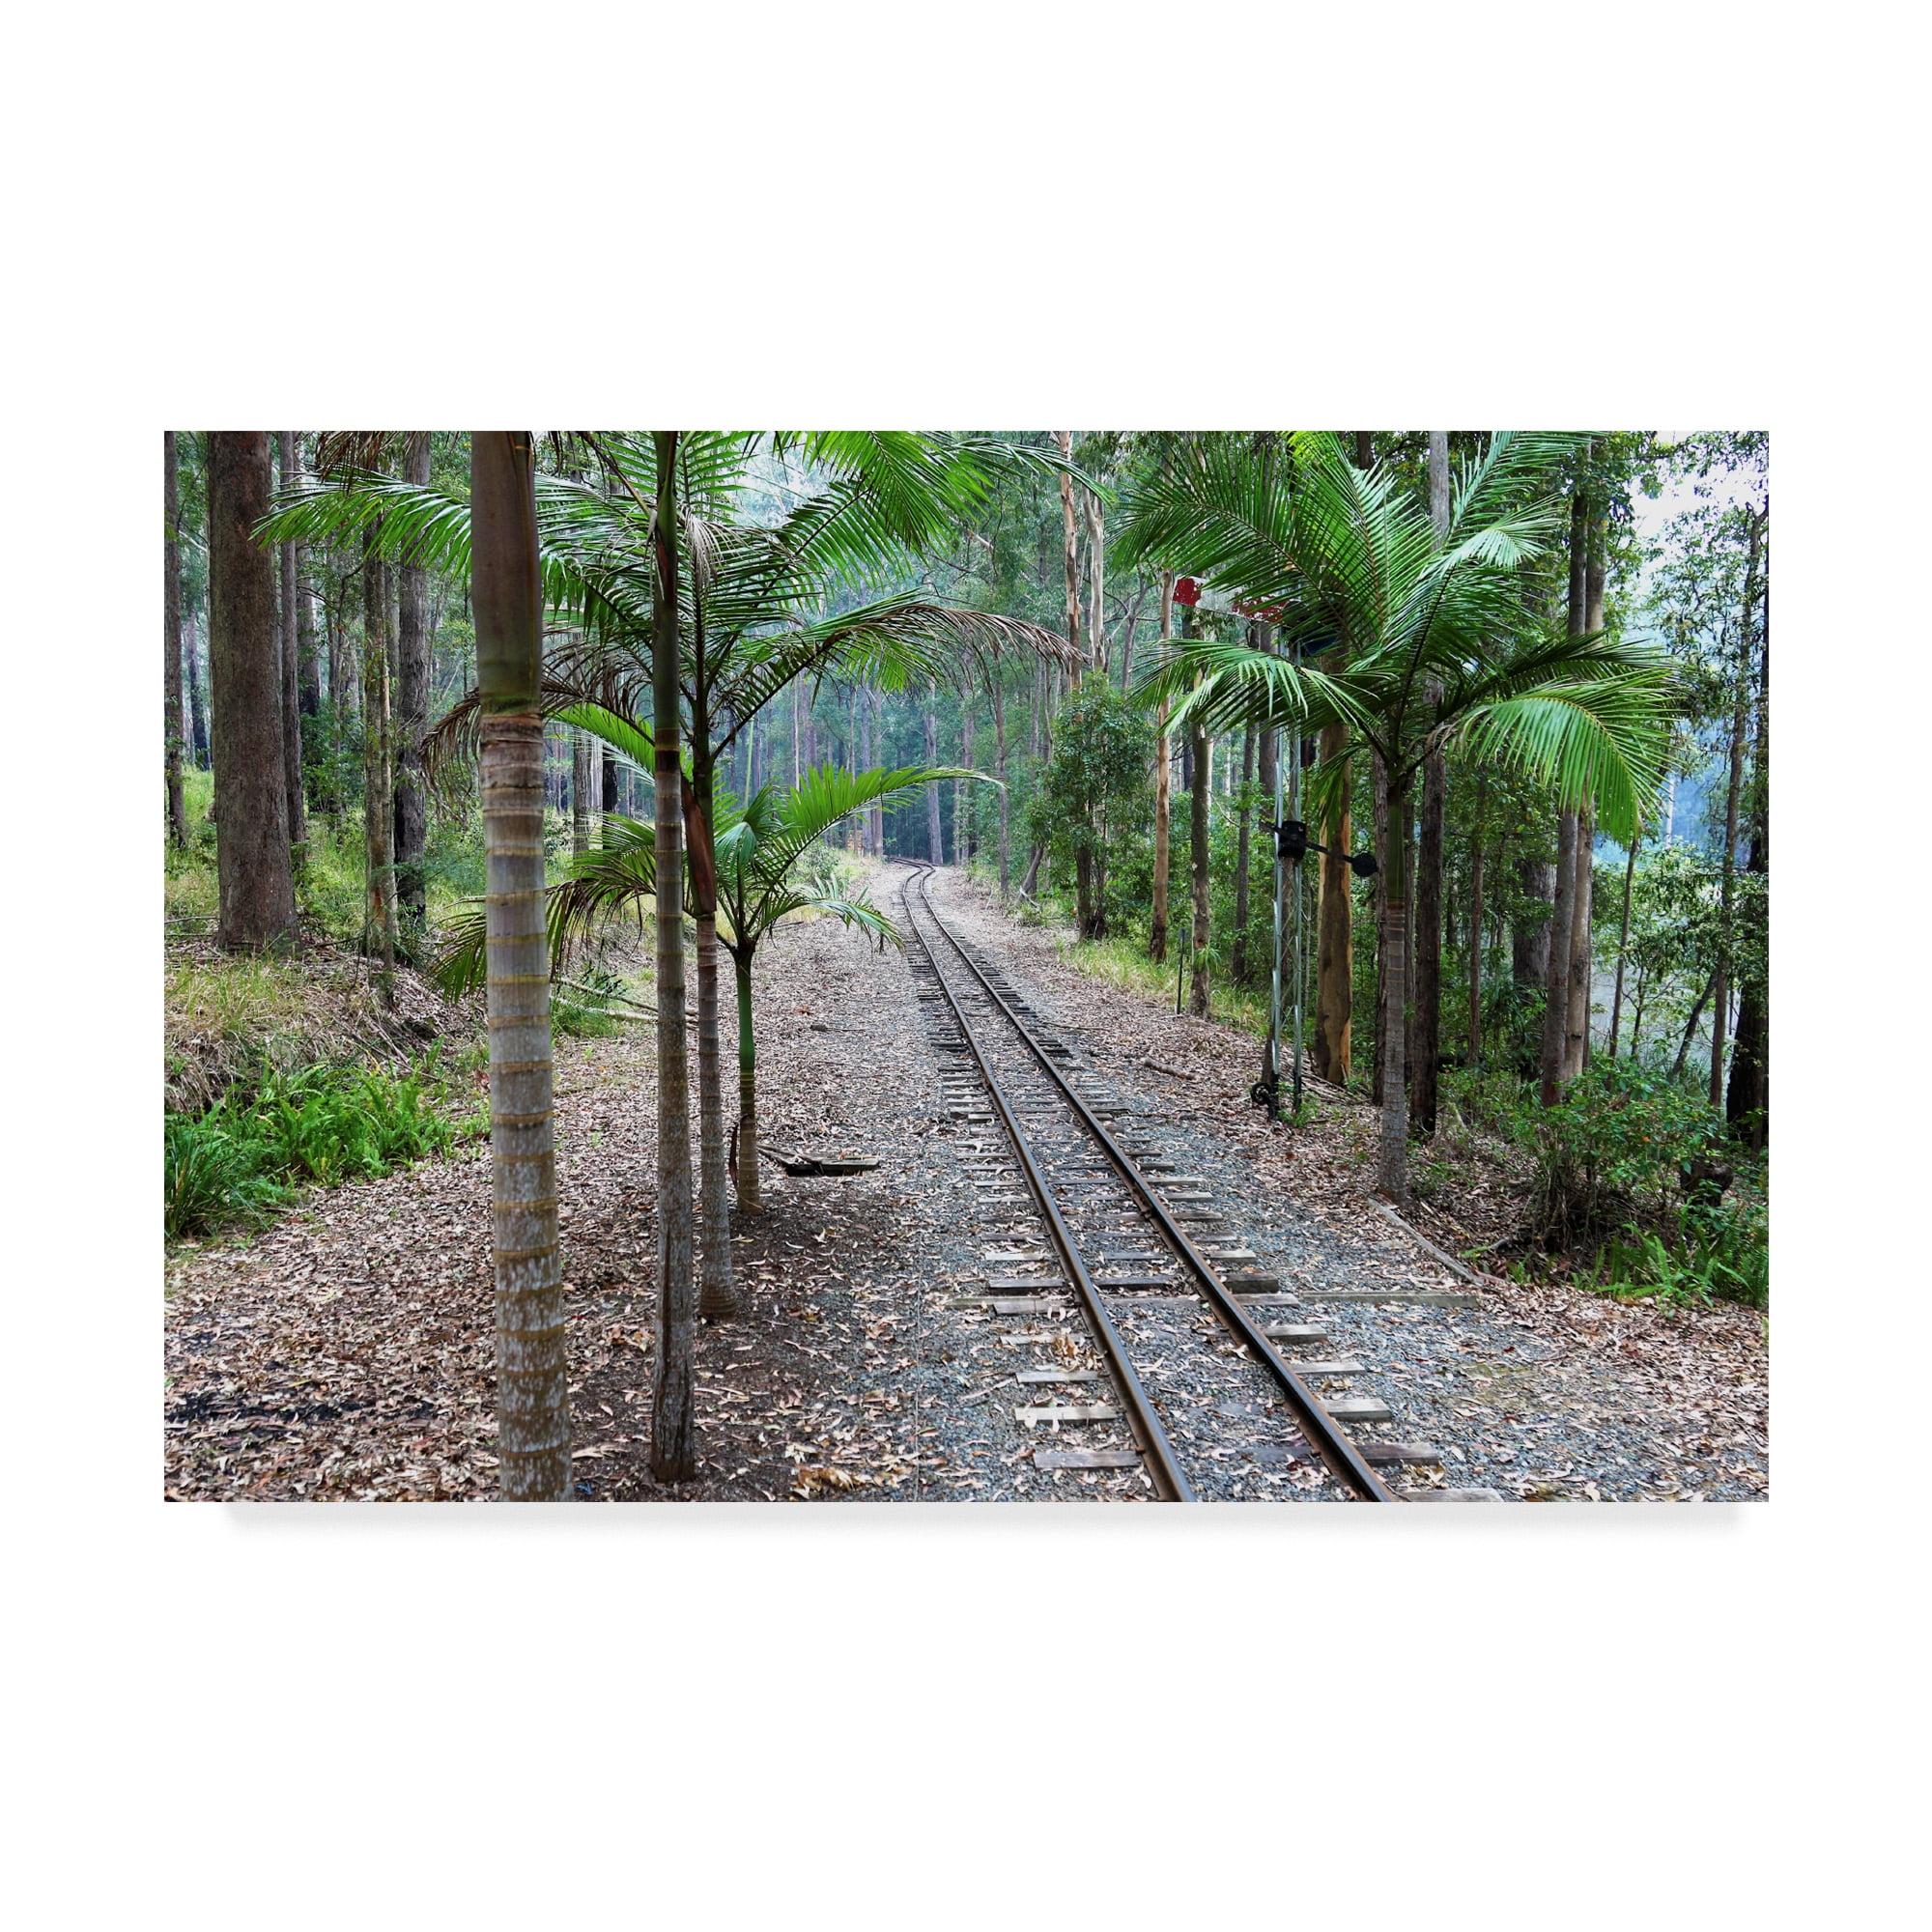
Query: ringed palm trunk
650,431,697,1483
471,431,569,1501
1378,767,1412,1201
1539,809,1577,1105
572,727,592,855
733,951,761,1214
686,760,740,1322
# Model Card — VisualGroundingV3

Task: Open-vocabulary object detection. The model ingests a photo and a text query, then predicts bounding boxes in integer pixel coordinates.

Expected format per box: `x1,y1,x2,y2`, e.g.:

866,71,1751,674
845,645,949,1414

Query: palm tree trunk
1564,807,1594,1079
1188,714,1210,1017
1149,570,1176,965
650,433,697,1482
360,522,397,985
1313,720,1352,1080
209,434,296,951
164,432,187,848
472,431,570,1501
1378,766,1412,1201
734,952,761,1214
687,753,740,1323
1372,752,1390,1105
394,431,431,931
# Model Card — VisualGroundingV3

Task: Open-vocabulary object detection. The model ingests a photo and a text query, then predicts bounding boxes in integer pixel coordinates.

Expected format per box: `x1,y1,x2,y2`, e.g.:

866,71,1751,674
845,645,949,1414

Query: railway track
898,864,1408,1504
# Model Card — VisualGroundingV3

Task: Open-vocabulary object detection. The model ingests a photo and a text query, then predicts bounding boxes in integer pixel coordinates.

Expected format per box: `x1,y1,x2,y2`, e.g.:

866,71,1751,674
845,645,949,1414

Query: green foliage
1026,680,1154,866
164,1054,478,1240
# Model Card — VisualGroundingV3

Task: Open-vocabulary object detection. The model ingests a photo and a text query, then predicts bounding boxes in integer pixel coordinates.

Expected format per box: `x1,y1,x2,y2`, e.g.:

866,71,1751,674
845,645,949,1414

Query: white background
3,3,1923,1925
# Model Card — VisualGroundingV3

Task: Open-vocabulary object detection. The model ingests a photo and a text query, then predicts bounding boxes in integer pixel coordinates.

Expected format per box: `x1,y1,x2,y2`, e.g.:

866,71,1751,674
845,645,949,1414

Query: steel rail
910,867,1394,1503
898,869,1194,1502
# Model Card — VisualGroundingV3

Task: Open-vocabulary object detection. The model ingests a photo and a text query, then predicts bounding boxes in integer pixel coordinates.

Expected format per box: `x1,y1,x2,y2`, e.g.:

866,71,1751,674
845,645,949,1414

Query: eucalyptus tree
207,432,295,951
1121,431,1672,1202
164,431,186,848
470,430,570,1500
277,432,308,871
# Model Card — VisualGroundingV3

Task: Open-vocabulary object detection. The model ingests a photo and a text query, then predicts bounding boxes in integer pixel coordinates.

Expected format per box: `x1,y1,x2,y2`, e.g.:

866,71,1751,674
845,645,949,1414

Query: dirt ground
163,863,1768,1502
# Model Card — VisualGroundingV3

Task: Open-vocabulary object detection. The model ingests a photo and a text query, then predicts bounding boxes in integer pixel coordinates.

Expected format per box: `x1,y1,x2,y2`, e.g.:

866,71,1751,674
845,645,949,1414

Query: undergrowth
165,1050,485,1241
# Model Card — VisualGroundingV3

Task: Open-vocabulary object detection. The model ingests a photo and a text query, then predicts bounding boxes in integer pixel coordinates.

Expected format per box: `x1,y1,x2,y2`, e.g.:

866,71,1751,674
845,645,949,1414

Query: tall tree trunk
1673,971,1717,1081
1539,811,1577,1105
688,753,739,1324
650,432,696,1483
1728,519,1770,1147
471,430,570,1501
186,609,211,771
276,432,308,875
1149,570,1176,964
1377,766,1412,1201
1564,498,1608,1078
1231,713,1257,982
572,728,592,856
1607,826,1640,1057
924,684,944,863
1372,752,1391,1105
1409,430,1451,1137
1182,605,1210,1017
1467,816,1486,1067
954,691,973,867
867,688,885,855
734,952,762,1213
1083,447,1106,675
1313,719,1353,1082
1713,505,1761,1111
164,432,187,848
209,433,296,952
295,538,321,720
992,664,1010,899
1540,492,1590,1103
360,522,397,982
1057,432,1097,935
394,431,431,931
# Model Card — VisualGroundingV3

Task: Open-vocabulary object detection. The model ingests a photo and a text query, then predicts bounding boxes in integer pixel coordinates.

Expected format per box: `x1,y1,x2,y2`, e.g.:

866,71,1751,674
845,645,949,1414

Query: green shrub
164,1054,476,1240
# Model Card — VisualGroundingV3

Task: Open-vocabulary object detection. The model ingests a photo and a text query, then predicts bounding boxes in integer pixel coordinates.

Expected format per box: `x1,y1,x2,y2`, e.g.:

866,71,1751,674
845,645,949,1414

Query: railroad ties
899,866,1483,1504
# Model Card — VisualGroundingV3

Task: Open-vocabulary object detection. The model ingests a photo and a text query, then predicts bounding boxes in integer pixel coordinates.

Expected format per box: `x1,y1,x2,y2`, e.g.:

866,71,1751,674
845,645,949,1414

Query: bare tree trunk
1149,570,1175,963
1467,815,1486,1067
1540,810,1577,1104
276,432,308,875
992,663,1010,899
295,536,321,721
1057,432,1098,934
186,608,211,771
868,688,886,854
1231,713,1257,982
1377,766,1412,1201
360,523,397,983
1313,719,1353,1082
1728,518,1770,1146
472,430,570,1501
164,432,187,848
1372,752,1391,1105
955,689,973,867
572,729,592,856
1410,430,1451,1136
1607,826,1640,1057
924,683,945,862
1712,505,1761,1111
208,433,296,952
1182,607,1210,1016
1514,857,1554,989
394,431,431,931
1673,971,1717,1081
650,432,696,1483
1564,499,1608,1077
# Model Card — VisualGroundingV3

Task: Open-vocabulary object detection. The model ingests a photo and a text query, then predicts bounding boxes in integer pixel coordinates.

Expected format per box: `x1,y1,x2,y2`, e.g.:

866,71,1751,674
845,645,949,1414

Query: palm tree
442,759,976,1219
1120,431,1673,1202
469,431,569,1500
